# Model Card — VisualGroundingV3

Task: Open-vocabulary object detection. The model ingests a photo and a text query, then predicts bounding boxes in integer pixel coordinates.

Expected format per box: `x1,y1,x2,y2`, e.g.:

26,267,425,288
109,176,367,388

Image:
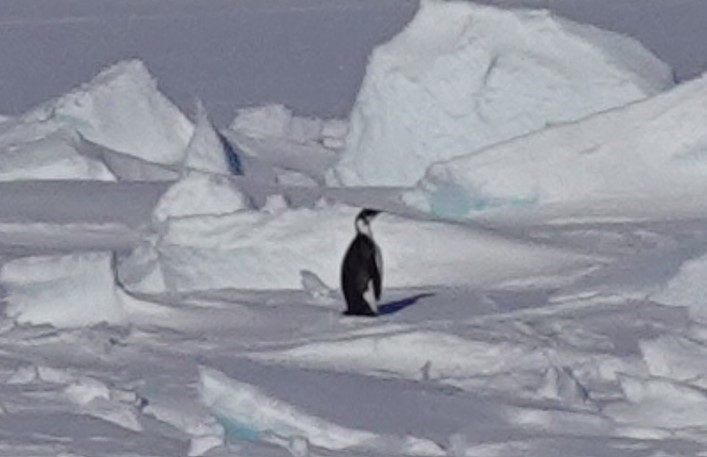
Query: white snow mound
121,203,597,293
199,366,379,450
605,374,707,430
198,366,443,455
0,251,158,328
152,171,251,223
331,0,673,187
1,252,128,327
652,251,707,322
254,330,546,381
405,73,707,217
640,335,707,388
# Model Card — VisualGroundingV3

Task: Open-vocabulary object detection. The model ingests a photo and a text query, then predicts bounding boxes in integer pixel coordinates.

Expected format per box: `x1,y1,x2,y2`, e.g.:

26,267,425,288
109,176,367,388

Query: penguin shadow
378,293,435,316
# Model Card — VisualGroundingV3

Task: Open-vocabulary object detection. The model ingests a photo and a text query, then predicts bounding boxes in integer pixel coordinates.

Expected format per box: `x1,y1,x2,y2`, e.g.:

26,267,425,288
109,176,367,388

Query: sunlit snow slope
405,71,707,217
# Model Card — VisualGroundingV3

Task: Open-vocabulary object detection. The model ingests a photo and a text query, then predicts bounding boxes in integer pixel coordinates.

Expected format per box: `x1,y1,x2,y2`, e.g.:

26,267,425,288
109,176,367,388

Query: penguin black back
341,209,382,316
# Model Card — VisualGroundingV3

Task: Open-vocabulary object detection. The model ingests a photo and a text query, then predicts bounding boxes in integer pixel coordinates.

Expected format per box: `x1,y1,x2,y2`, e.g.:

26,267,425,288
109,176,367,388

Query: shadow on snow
378,293,435,316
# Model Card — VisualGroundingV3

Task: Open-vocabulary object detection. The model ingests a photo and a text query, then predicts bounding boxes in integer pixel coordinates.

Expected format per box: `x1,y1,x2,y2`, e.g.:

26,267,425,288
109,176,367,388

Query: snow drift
331,0,673,187
605,374,707,431
0,252,140,328
405,72,707,217
152,171,251,223
199,366,443,455
254,330,547,381
652,251,707,322
119,202,597,294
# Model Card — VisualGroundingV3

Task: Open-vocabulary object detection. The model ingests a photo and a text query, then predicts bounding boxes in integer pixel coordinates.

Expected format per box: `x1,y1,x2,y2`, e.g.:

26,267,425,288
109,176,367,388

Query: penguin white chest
374,243,382,276
363,279,378,314
363,241,382,314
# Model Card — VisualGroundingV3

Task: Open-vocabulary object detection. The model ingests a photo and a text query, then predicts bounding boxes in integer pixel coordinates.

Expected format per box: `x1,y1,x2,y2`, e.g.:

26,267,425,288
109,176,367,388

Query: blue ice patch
54,114,94,134
218,132,244,175
216,415,262,441
673,143,707,165
428,182,537,218
429,182,474,218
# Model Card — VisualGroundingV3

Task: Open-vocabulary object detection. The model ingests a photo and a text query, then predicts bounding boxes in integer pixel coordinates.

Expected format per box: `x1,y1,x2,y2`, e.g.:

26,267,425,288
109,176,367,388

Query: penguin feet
343,309,378,317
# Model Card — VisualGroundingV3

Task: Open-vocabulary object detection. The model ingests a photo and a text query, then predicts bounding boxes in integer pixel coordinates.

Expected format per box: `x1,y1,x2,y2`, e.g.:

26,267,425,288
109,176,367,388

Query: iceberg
331,0,673,187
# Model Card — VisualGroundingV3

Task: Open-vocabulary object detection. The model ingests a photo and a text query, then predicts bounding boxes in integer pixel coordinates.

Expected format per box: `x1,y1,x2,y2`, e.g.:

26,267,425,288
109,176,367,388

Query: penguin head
355,208,380,236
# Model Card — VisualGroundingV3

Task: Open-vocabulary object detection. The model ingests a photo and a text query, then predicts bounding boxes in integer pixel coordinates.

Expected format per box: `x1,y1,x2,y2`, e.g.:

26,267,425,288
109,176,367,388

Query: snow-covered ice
36,60,194,167
1,252,130,328
13,59,194,179
331,0,673,187
0,127,116,182
652,251,707,322
152,171,251,223
0,251,168,328
199,366,444,455
181,101,233,176
120,202,599,294
0,59,240,184
406,71,707,217
227,104,344,185
605,374,707,431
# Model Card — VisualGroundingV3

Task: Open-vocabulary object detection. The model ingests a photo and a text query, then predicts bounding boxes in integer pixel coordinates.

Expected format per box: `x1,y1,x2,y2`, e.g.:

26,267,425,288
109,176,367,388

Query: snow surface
1,251,129,327
120,201,598,294
652,253,707,322
199,366,444,455
5,2,707,457
331,0,673,186
1,251,169,328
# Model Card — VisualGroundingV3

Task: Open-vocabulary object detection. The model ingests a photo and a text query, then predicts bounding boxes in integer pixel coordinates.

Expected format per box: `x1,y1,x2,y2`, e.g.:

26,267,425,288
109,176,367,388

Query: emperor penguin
341,208,383,316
